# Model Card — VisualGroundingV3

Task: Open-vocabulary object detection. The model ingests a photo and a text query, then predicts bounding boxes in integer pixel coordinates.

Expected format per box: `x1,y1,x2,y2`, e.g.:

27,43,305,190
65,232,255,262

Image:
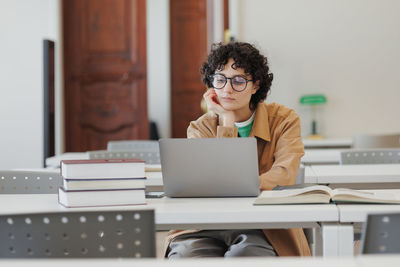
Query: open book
254,185,400,205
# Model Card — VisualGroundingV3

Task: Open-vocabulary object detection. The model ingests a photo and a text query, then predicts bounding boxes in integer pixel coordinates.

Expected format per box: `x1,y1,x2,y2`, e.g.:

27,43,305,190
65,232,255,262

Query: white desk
149,197,338,230
0,194,340,256
1,255,400,267
49,148,344,170
357,256,400,267
338,203,400,223
302,149,341,165
0,194,337,230
48,148,342,168
303,138,353,149
305,164,400,184
337,202,400,256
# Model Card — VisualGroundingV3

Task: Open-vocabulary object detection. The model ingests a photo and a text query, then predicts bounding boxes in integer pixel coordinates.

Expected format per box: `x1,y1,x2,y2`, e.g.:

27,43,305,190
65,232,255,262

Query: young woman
166,42,310,258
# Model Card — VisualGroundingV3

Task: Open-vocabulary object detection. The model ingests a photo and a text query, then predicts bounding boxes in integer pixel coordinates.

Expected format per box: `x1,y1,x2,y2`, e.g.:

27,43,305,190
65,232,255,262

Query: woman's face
213,58,258,113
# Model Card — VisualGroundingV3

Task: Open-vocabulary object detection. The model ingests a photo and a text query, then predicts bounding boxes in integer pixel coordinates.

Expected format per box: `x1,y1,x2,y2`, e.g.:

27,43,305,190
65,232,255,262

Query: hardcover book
60,159,145,179
62,177,146,190
58,187,146,208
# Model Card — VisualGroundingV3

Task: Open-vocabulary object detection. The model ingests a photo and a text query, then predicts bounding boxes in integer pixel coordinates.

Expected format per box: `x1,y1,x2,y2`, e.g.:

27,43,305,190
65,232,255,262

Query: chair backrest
88,150,160,165
353,133,400,149
107,140,159,152
296,165,305,184
0,210,155,258
339,149,400,164
0,170,61,194
360,212,400,254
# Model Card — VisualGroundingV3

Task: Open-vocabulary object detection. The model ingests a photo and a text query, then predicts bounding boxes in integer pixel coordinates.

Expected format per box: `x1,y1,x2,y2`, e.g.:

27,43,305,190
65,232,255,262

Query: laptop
159,138,260,197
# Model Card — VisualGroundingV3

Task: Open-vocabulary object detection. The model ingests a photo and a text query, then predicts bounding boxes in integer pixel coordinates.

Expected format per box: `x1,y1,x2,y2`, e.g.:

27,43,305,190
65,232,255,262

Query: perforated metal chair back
0,210,155,258
339,149,400,164
107,140,159,152
0,171,61,194
361,213,400,254
105,140,160,164
353,133,400,149
296,165,305,184
88,150,160,165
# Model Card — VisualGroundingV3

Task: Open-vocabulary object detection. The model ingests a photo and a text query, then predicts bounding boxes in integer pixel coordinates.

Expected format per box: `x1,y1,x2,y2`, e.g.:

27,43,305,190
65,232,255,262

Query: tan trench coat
165,102,311,257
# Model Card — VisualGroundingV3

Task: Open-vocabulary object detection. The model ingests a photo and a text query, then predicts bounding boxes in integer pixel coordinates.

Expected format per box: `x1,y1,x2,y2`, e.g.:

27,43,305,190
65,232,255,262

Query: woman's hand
203,89,235,127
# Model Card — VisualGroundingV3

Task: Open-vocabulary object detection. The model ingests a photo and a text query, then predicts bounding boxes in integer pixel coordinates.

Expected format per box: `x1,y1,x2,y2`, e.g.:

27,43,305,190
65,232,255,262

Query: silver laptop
159,138,260,197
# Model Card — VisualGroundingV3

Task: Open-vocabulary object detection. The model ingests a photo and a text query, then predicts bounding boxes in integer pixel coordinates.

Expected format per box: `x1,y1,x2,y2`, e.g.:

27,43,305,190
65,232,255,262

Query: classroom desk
337,202,400,256
148,197,337,230
48,147,345,169
1,255,400,267
303,138,353,149
45,153,161,170
47,148,343,167
47,140,350,168
304,164,400,185
0,194,340,256
0,194,337,230
302,149,341,165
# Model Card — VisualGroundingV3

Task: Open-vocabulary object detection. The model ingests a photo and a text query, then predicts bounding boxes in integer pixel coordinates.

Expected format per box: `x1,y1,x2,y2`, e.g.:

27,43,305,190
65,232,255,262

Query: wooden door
63,0,148,152
170,0,208,138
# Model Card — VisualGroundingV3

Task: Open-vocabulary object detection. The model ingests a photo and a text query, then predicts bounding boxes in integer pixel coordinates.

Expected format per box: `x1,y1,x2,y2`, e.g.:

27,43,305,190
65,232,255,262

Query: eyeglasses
209,73,253,92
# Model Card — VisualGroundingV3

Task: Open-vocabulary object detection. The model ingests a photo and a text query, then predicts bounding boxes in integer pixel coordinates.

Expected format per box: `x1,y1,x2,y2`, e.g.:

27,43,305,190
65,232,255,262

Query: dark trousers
167,229,277,258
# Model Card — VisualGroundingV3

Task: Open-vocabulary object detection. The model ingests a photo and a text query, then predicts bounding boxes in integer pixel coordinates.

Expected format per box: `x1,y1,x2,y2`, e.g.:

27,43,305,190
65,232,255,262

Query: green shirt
235,112,255,137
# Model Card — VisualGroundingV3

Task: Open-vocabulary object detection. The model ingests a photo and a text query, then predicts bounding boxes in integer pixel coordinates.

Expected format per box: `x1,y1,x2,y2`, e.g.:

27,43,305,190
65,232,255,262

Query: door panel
170,0,208,138
63,0,148,151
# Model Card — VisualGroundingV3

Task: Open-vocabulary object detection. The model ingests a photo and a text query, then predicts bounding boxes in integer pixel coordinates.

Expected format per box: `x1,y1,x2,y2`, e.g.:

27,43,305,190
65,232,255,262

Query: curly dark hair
200,42,273,110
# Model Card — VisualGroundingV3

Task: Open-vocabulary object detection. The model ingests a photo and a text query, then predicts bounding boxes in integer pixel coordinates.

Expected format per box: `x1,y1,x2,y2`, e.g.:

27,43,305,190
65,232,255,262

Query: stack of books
144,163,163,189
58,159,146,207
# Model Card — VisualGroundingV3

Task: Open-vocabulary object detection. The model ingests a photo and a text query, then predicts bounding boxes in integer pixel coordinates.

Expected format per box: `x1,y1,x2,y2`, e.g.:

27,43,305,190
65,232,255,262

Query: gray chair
339,149,400,164
353,133,400,149
296,164,305,184
107,140,159,152
0,210,155,258
360,213,400,254
105,140,160,164
88,150,160,165
0,170,61,194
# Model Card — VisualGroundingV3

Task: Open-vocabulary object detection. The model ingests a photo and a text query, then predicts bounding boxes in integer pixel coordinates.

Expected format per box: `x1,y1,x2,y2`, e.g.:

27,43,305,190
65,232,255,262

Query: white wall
3,0,399,169
0,0,60,169
236,0,400,137
147,0,171,139
0,0,169,169
208,0,225,46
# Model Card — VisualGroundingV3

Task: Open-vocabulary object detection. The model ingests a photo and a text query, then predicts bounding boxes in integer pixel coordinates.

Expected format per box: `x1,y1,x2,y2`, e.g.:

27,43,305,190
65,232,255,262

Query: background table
302,149,341,165
0,194,340,256
336,203,400,256
304,164,400,188
303,138,353,149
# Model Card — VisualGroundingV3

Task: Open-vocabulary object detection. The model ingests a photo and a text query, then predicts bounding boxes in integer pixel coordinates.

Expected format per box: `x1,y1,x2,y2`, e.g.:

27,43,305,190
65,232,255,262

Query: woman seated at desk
166,42,310,258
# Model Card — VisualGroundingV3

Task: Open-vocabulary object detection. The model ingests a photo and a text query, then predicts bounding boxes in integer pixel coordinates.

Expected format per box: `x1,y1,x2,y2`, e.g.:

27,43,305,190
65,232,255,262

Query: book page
332,188,400,202
260,185,333,198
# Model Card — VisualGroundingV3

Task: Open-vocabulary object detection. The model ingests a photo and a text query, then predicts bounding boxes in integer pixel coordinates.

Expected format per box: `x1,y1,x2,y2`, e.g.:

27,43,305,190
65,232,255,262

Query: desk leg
337,224,354,256
316,223,354,257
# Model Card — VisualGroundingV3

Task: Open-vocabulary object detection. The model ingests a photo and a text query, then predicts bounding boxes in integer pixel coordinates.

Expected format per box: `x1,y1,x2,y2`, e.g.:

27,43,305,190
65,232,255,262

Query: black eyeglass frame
209,73,253,92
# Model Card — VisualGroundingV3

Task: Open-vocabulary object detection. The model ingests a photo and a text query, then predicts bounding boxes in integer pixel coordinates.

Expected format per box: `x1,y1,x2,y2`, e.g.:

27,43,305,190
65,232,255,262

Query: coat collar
249,102,271,142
